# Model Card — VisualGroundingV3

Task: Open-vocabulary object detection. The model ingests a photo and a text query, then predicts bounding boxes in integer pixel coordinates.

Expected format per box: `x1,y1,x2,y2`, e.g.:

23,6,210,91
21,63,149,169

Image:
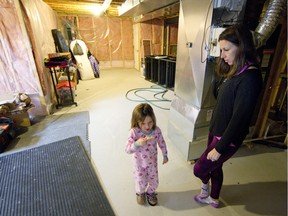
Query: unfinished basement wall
0,0,41,97
0,0,59,118
139,18,164,60
58,16,134,69
57,16,165,70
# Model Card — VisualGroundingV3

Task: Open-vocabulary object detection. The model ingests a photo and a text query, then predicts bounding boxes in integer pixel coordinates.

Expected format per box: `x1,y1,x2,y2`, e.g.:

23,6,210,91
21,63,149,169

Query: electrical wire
201,0,213,63
125,85,172,110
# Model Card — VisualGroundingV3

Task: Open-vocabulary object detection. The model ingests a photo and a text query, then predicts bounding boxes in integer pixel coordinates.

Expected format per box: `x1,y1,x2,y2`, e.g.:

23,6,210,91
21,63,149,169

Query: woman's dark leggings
193,132,239,199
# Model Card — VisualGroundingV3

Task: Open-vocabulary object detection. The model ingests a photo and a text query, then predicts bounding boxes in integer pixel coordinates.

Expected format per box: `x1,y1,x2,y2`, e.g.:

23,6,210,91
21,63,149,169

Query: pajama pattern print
125,127,168,194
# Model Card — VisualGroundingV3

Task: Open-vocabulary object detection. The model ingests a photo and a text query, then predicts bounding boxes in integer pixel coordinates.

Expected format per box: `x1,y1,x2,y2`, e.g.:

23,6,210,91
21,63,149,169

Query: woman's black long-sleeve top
209,68,263,154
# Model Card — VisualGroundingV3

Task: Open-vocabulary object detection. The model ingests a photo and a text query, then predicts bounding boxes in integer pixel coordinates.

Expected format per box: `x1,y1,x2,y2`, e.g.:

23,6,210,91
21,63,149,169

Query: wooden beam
253,20,287,138
42,0,121,16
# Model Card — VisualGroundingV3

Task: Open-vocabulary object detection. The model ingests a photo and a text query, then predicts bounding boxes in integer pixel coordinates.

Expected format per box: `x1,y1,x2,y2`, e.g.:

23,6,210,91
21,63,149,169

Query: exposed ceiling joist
42,0,125,16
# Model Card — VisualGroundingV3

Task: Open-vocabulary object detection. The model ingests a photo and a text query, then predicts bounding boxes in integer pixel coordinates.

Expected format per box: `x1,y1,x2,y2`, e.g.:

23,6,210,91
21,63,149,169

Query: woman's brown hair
130,103,156,130
217,24,260,78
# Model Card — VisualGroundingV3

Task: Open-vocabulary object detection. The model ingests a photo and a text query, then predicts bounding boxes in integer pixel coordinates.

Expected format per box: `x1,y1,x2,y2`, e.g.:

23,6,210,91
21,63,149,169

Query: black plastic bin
144,56,152,80
144,55,176,89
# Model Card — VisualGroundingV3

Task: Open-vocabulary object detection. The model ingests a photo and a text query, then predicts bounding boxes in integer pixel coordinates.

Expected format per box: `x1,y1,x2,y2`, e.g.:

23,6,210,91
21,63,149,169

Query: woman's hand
207,148,221,162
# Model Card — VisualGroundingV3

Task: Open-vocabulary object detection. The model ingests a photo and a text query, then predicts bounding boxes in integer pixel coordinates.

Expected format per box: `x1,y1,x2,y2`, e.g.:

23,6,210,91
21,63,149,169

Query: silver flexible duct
254,0,287,48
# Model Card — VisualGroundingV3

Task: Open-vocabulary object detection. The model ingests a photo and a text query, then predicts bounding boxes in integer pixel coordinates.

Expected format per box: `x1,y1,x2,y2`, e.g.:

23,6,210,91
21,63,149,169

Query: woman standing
193,24,263,208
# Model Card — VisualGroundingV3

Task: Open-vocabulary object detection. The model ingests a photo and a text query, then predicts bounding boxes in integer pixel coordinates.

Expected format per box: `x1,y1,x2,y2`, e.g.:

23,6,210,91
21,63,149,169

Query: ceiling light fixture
91,0,112,16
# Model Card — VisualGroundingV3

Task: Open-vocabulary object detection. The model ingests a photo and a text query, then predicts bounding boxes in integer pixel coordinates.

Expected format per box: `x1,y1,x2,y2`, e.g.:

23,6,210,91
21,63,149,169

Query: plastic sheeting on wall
0,0,61,115
59,15,135,68
0,0,40,97
57,16,164,69
20,0,58,95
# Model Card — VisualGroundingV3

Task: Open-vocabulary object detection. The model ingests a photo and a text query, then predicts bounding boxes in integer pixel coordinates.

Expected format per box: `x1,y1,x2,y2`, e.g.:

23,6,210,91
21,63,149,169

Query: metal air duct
254,0,287,48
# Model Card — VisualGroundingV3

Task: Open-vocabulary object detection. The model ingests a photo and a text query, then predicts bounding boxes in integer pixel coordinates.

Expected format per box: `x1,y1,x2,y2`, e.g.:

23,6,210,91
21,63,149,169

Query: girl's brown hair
217,24,260,78
130,103,156,130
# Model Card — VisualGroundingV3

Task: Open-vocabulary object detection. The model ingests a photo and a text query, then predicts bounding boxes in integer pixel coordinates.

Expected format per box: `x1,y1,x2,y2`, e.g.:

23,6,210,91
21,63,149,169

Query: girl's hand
207,148,221,162
145,136,153,141
135,137,147,146
163,156,169,164
135,136,151,147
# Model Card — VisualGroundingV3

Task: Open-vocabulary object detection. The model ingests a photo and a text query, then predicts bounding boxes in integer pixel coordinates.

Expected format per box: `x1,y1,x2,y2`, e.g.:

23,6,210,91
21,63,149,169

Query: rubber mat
5,111,91,157
0,136,115,216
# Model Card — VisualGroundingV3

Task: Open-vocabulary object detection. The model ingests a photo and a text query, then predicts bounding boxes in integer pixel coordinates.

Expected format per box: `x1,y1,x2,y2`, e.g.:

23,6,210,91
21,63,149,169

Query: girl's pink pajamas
125,127,168,194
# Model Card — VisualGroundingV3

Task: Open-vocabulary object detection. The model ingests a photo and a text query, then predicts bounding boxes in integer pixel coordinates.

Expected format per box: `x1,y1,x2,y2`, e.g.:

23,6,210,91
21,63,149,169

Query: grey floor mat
3,111,90,156
0,136,115,216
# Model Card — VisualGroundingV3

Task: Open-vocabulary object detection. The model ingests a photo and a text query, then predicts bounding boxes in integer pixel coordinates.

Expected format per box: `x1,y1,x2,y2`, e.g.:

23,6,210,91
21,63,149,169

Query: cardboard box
6,104,33,127
7,110,31,127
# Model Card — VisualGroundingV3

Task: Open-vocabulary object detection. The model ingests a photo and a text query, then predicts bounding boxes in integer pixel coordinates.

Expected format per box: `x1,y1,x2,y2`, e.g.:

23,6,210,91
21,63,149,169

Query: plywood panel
142,39,151,56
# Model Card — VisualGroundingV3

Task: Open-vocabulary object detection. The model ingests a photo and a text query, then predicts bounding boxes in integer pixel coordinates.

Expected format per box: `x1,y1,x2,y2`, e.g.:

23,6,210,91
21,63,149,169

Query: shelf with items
45,60,77,109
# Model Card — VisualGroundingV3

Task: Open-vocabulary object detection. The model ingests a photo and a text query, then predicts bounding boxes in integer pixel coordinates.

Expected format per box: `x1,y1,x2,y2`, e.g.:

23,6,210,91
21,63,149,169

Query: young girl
125,103,168,206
